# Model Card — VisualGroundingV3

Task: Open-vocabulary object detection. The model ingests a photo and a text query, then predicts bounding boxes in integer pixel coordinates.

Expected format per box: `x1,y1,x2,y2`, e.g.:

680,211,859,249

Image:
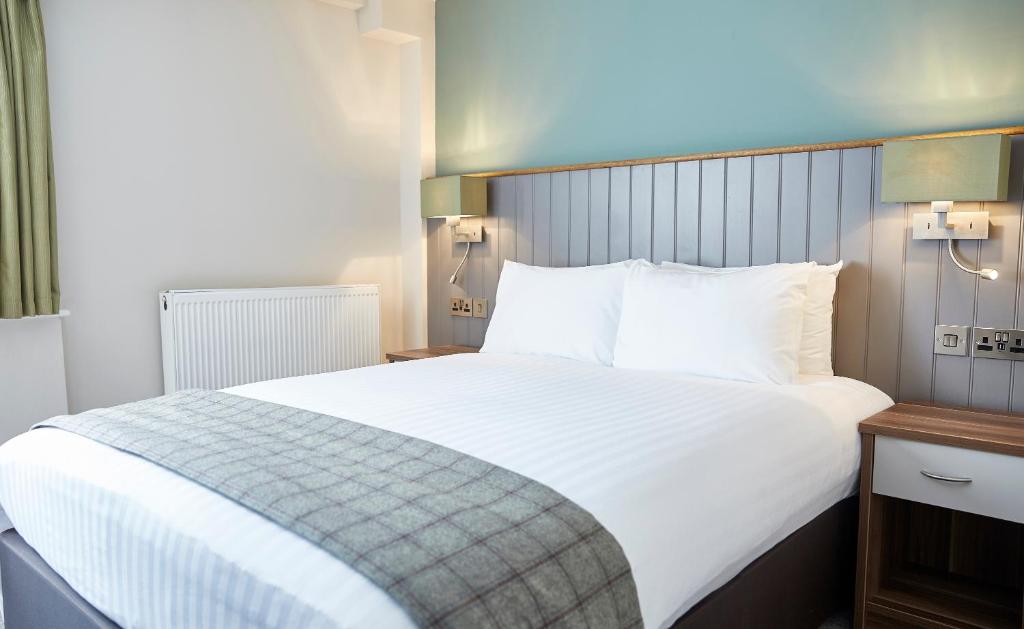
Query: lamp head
421,176,488,219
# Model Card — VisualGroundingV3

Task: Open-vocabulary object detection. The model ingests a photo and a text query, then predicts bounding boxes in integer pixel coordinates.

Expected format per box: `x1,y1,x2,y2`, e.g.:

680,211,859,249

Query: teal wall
436,0,1024,175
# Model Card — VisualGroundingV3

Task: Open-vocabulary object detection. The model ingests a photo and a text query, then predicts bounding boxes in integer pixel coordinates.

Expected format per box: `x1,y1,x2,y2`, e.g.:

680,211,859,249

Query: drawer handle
920,470,973,484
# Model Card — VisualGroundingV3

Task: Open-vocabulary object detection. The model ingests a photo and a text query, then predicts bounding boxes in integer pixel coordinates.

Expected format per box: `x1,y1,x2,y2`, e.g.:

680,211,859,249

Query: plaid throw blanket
38,390,642,628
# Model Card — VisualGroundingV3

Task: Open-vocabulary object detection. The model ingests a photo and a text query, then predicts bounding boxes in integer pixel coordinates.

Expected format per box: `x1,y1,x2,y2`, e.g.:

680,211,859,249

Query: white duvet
0,353,892,628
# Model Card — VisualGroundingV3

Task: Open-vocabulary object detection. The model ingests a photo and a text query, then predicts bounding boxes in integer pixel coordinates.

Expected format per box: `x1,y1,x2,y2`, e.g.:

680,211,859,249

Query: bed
0,352,892,628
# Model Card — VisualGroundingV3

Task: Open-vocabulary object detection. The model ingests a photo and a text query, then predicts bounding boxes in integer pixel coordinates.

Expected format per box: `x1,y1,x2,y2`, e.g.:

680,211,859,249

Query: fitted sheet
0,353,893,628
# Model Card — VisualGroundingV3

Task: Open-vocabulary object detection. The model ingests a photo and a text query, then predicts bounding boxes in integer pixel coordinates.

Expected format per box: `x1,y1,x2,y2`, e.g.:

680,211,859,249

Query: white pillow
660,261,842,375
613,265,811,384
481,260,645,365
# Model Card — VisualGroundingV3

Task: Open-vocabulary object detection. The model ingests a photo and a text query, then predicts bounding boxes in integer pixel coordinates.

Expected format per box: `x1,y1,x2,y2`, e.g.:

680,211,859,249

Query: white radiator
159,285,381,393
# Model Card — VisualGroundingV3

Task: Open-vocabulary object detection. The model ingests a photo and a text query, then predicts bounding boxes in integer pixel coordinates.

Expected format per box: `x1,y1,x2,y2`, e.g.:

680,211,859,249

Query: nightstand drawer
873,435,1024,524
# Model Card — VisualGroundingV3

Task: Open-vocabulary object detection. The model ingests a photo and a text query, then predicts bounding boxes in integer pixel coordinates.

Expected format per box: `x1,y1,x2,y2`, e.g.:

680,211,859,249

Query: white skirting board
0,313,69,443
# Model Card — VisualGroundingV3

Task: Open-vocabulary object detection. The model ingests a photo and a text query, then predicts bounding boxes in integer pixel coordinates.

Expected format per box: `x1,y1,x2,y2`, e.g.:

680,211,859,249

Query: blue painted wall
436,0,1024,175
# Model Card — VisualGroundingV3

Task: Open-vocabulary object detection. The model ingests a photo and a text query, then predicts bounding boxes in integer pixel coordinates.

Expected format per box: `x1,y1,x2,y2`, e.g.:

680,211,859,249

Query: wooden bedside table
385,345,479,363
855,403,1024,629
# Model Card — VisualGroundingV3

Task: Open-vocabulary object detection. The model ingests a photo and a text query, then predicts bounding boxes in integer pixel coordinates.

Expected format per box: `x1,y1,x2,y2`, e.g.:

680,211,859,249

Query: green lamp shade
421,176,487,218
881,134,1010,203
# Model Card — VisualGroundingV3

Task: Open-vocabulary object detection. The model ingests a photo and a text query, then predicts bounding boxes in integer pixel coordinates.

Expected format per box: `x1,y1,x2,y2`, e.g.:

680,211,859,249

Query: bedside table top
385,345,479,362
860,402,1024,457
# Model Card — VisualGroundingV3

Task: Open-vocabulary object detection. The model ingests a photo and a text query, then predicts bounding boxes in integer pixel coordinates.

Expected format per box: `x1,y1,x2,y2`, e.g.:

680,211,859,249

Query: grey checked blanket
37,390,642,628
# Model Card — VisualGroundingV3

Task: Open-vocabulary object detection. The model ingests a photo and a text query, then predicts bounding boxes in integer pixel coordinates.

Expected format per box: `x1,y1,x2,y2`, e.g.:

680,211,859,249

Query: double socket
450,297,487,318
974,327,1024,360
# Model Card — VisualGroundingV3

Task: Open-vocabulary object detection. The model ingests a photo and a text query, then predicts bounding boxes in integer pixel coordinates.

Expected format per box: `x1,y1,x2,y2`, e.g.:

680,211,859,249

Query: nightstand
385,345,479,363
855,403,1024,629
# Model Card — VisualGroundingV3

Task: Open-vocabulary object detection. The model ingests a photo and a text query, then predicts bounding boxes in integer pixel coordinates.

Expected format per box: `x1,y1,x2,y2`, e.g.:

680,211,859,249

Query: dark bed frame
0,496,856,629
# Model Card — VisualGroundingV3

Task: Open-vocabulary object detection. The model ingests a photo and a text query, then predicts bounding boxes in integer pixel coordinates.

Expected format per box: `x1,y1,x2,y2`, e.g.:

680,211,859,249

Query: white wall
0,315,68,441
41,0,414,412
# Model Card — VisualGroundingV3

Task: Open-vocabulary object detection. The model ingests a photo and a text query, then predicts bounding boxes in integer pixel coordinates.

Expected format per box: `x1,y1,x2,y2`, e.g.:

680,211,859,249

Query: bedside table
385,345,479,363
855,403,1024,629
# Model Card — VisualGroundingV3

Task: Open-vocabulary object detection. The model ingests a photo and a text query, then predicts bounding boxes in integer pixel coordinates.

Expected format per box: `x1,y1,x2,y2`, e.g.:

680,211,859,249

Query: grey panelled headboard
427,134,1024,413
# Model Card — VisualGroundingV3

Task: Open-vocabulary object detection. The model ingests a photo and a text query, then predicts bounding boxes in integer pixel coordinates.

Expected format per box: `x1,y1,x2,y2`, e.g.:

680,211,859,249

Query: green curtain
0,0,57,318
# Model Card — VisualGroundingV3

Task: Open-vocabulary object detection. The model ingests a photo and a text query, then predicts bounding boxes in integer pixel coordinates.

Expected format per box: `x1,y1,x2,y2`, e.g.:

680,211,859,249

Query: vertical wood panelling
533,174,552,267
751,155,780,265
933,211,980,406
808,150,841,263
609,166,631,262
427,218,445,346
570,170,590,266
898,207,941,402
779,152,810,263
652,163,676,264
471,180,503,346
589,169,611,265
630,165,653,260
428,136,1024,413
865,149,907,399
834,147,874,381
699,159,726,267
551,172,570,267
675,161,700,264
441,203,466,345
974,140,1024,410
466,221,486,346
987,138,1024,413
515,175,534,264
725,157,752,267
493,175,517,304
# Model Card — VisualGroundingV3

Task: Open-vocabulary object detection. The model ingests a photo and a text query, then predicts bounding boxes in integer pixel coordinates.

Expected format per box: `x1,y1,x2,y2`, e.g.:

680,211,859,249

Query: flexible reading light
450,238,472,285
947,239,998,281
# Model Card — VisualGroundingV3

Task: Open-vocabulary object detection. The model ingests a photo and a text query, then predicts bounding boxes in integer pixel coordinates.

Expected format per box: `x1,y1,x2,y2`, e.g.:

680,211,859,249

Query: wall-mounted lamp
421,175,488,284
882,134,1010,280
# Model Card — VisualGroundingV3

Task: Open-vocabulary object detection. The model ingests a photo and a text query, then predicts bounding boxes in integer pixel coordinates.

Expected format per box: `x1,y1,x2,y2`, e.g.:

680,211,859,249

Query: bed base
671,495,857,629
0,530,117,628
0,496,856,629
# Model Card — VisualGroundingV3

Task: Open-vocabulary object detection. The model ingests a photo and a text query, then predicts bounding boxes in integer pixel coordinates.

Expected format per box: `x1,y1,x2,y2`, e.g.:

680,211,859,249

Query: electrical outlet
472,298,488,319
449,297,472,317
974,327,1024,360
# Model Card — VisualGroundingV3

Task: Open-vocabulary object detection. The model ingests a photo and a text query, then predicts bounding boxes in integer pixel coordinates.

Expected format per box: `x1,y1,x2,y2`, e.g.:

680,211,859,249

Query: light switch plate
453,218,484,243
912,212,989,240
472,298,488,319
934,324,969,356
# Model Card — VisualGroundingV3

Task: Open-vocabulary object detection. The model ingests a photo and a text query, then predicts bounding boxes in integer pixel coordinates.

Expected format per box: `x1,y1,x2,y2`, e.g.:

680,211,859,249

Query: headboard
427,128,1024,412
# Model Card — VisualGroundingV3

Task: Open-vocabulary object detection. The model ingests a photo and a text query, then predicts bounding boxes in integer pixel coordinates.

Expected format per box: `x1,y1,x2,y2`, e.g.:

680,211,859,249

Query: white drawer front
873,436,1024,524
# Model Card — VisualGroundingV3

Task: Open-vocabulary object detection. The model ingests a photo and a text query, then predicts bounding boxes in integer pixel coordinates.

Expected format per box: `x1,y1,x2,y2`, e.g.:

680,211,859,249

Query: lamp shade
881,134,1010,203
420,176,487,218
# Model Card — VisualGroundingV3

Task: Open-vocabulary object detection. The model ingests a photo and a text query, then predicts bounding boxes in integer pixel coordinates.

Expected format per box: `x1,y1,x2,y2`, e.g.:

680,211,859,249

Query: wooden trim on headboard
455,124,1024,178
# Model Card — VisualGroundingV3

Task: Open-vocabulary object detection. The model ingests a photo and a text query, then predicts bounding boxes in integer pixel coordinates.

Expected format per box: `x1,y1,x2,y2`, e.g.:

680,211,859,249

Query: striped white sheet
0,353,892,628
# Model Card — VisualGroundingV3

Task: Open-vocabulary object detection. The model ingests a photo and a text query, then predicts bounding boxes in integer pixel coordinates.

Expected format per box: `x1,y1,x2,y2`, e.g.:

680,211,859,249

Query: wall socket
450,297,472,317
450,297,488,318
974,327,1024,360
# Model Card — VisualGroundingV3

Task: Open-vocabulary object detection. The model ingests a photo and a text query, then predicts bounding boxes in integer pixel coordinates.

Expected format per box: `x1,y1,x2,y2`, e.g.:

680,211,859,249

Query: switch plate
472,298,488,319
453,218,484,243
912,212,989,240
973,327,1024,360
934,324,969,356
449,297,472,317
